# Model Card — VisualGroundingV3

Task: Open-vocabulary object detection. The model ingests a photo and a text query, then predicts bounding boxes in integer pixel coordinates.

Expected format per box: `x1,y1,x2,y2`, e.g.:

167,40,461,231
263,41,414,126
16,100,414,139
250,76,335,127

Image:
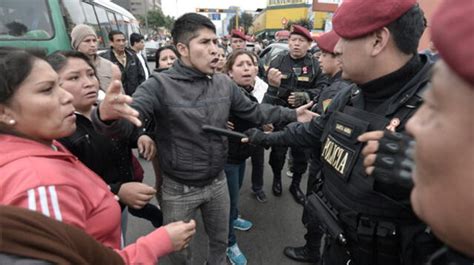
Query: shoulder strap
391,81,429,131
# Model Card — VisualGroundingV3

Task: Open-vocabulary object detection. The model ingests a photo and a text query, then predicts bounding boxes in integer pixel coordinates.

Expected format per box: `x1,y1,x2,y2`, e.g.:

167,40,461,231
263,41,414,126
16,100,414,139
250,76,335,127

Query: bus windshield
0,0,54,40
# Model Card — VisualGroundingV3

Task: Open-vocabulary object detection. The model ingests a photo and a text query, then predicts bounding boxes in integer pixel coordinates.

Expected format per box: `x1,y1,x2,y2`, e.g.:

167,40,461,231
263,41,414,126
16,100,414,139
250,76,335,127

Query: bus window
106,11,118,31
60,0,86,34
116,14,127,37
93,5,112,47
0,0,53,40
82,2,106,49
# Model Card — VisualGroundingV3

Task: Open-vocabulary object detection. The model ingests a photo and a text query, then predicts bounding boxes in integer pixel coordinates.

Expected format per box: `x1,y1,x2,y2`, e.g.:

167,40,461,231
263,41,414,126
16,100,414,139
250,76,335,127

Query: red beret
333,0,417,39
290,25,312,42
231,29,246,41
431,0,474,86
275,30,290,40
314,30,340,53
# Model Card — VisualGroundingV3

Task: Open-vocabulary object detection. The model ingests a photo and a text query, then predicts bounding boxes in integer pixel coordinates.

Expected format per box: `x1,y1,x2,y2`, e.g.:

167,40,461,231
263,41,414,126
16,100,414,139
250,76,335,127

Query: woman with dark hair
223,49,263,265
46,50,163,230
154,45,178,71
0,47,195,265
215,45,227,73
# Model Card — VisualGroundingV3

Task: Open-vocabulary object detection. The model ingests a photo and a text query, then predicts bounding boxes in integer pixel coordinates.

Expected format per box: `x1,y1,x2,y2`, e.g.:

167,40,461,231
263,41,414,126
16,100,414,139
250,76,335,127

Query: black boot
289,184,306,205
283,246,320,264
272,177,282,196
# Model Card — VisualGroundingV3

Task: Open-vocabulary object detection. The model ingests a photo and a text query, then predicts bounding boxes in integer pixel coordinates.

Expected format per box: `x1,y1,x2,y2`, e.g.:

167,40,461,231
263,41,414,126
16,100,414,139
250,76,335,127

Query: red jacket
0,135,173,264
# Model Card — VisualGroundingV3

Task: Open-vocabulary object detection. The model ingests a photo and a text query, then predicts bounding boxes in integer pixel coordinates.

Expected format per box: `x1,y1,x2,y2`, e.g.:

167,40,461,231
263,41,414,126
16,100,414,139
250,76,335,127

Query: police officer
262,25,328,205
230,29,247,51
246,0,442,264
284,29,354,264
359,0,474,264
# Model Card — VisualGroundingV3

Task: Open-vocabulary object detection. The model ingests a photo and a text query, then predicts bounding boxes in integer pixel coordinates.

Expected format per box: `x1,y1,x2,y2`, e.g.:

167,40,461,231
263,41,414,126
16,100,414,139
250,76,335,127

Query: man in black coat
101,30,145,96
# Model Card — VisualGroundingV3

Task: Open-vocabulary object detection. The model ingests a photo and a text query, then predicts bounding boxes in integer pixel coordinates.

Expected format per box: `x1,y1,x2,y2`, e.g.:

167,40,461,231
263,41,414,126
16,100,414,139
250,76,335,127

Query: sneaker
233,217,253,231
254,190,267,203
286,170,293,178
227,243,248,265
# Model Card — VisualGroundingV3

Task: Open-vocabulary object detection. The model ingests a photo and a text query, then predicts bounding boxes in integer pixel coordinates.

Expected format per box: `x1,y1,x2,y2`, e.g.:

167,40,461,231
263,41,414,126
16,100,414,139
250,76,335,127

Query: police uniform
254,53,440,265
248,0,443,262
262,25,328,202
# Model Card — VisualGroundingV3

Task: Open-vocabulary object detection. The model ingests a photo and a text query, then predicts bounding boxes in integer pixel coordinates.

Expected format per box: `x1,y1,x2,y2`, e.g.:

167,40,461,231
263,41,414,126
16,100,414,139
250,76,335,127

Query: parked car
144,40,159,61
259,42,288,71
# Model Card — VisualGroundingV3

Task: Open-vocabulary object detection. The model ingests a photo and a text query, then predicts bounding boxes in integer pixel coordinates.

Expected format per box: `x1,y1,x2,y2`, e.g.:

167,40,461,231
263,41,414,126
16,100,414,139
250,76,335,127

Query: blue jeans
161,172,230,265
224,162,246,246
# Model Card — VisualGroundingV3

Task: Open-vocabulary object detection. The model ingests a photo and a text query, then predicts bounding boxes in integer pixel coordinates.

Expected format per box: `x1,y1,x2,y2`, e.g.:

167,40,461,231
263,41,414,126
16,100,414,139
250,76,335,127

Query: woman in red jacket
0,47,195,264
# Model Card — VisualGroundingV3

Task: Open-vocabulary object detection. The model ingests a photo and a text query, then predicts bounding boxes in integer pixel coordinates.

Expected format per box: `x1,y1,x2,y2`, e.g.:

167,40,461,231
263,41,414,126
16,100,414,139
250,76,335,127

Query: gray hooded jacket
92,60,296,186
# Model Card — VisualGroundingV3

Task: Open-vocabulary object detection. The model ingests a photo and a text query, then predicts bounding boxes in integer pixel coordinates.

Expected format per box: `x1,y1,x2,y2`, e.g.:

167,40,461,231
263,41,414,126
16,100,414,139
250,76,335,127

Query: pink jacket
0,135,173,264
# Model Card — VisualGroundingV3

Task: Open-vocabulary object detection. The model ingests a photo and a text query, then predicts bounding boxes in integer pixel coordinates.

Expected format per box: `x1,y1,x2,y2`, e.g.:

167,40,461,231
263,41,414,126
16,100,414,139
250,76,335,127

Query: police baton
201,125,247,139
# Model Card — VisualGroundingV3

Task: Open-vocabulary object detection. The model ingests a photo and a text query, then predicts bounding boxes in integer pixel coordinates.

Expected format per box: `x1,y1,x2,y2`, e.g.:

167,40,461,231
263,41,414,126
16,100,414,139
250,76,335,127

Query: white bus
0,0,141,54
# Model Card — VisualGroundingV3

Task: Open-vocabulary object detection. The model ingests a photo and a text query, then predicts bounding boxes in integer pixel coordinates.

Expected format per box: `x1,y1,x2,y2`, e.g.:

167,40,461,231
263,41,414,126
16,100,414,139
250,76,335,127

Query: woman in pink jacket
0,47,196,264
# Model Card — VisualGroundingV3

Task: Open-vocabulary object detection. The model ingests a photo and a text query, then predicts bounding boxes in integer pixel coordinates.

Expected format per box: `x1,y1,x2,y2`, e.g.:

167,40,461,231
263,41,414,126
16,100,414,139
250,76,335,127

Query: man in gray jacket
92,13,316,265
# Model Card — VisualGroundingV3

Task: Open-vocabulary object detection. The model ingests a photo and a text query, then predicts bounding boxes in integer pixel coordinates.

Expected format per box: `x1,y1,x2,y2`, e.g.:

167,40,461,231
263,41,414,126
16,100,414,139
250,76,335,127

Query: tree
226,12,254,34
137,9,175,32
285,18,313,31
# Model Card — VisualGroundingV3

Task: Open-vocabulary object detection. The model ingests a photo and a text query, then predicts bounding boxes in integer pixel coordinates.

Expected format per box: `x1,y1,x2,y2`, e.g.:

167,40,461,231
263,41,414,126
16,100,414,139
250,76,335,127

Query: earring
8,119,15,125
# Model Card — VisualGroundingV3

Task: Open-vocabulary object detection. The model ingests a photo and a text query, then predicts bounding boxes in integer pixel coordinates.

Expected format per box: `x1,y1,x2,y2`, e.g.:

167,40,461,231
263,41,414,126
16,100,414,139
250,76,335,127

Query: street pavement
126,150,310,265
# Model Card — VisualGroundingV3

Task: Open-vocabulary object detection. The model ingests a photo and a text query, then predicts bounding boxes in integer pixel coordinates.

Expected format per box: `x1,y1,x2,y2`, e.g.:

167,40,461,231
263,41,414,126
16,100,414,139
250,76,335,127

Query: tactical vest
318,82,438,265
272,53,319,103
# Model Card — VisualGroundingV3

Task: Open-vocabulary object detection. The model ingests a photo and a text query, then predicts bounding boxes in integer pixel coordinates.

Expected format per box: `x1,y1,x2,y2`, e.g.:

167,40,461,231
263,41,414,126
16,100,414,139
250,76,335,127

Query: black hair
171,13,216,47
0,47,46,104
108,30,125,42
225,50,256,73
130,33,144,47
386,4,426,55
155,45,178,70
46,50,96,75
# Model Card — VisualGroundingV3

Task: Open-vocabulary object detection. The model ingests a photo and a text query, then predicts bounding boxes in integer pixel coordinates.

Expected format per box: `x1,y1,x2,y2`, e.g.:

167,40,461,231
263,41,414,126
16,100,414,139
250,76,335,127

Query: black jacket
59,113,137,195
92,60,296,187
262,51,329,108
227,86,260,164
101,49,145,96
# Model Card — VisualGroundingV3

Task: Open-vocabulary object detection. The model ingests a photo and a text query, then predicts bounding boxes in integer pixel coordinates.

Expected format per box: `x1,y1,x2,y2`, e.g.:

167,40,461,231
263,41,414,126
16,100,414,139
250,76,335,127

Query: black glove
372,131,415,188
291,92,310,107
244,128,268,148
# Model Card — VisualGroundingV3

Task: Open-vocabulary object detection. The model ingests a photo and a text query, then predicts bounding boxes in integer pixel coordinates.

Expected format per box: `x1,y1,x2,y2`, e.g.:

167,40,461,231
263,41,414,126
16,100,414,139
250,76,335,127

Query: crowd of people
0,0,473,265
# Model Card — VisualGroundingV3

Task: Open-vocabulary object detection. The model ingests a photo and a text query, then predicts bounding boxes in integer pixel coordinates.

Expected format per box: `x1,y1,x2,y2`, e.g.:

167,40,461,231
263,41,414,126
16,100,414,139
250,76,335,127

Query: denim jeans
161,172,230,265
224,162,246,246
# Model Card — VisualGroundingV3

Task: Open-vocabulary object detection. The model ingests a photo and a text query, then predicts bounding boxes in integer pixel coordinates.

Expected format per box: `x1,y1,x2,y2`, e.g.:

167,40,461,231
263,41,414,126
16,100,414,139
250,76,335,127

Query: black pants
302,209,324,259
269,146,308,186
250,146,265,192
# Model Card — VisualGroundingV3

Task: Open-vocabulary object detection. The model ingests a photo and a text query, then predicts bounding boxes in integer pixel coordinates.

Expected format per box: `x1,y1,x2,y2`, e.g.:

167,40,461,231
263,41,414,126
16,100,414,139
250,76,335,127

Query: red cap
290,25,312,42
231,29,246,41
314,30,340,53
333,0,417,39
432,0,474,85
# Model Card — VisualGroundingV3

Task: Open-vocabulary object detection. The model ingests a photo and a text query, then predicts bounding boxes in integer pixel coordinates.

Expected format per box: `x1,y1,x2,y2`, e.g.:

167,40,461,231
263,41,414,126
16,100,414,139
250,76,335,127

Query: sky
161,0,268,35
161,0,268,18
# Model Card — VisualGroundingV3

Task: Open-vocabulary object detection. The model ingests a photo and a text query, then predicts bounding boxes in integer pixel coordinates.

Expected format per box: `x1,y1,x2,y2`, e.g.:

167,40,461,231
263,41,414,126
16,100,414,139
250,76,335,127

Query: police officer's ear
370,27,390,57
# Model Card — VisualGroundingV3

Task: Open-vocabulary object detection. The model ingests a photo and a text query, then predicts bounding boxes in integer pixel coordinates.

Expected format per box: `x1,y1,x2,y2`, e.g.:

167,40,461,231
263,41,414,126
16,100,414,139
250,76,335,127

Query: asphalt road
126,150,310,265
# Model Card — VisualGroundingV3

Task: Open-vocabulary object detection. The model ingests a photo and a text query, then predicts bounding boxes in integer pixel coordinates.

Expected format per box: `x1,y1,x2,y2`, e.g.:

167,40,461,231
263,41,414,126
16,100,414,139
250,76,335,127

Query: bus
0,0,141,54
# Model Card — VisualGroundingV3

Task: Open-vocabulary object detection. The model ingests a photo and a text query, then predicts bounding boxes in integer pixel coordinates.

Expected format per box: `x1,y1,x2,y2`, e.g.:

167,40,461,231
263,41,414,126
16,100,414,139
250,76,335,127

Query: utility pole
144,0,149,36
235,7,239,30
